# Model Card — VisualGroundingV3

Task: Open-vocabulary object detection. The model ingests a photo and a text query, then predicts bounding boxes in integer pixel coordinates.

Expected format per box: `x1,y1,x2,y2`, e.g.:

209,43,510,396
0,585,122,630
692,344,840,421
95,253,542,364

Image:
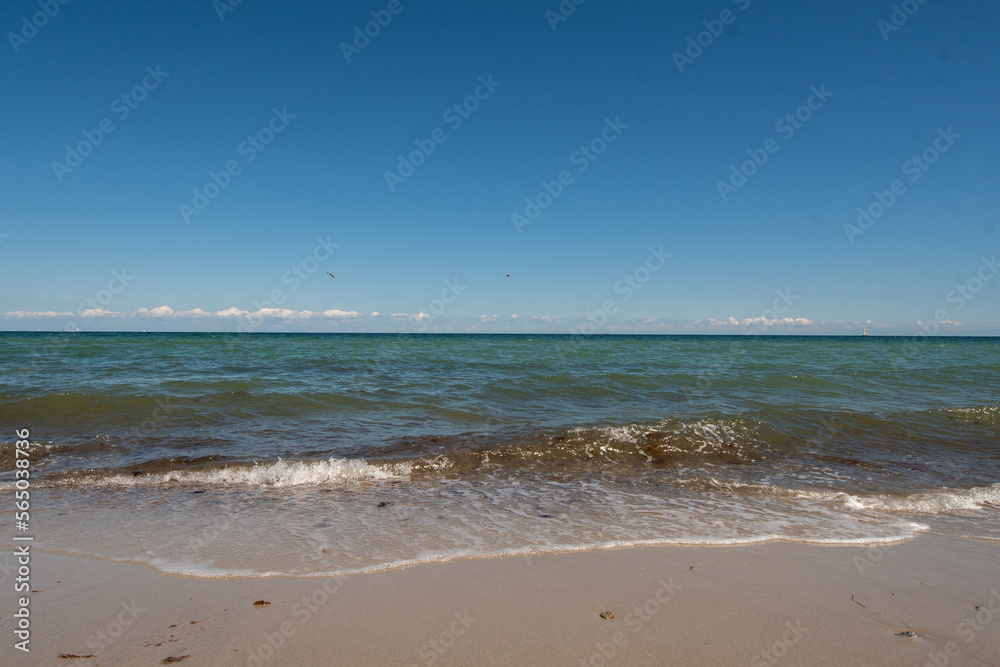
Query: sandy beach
6,0,1000,662
3,534,997,666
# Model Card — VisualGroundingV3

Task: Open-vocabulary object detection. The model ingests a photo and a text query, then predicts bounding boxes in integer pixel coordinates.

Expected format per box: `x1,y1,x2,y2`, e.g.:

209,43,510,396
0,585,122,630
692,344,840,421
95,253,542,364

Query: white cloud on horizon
1,309,990,334
322,309,361,319
257,308,302,319
4,310,75,319
82,308,125,318
136,306,175,318
685,316,817,329
918,319,962,327
4,306,367,321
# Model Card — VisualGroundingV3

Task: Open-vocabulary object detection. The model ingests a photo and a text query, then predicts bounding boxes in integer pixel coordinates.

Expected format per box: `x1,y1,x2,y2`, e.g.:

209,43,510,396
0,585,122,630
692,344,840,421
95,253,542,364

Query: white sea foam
840,483,1000,513
567,417,754,460
573,417,741,443
30,472,942,579
51,457,410,489
44,530,933,581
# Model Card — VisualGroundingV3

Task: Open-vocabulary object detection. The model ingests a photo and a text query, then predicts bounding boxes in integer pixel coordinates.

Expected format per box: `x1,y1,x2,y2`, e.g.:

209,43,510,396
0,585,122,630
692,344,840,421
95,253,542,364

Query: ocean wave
43,457,410,489
400,415,778,470
6,407,997,497
840,483,1000,513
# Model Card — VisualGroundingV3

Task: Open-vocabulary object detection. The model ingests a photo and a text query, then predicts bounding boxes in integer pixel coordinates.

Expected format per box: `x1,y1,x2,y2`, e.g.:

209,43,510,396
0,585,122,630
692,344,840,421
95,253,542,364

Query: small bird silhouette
327,272,335,279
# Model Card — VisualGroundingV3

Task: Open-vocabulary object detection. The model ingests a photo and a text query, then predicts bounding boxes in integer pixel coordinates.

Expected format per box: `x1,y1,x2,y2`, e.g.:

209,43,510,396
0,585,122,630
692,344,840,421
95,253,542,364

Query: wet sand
4,534,999,666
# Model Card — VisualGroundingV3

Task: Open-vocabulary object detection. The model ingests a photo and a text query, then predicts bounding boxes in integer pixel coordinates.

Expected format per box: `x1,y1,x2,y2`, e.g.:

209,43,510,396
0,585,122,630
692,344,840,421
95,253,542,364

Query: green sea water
1,333,998,576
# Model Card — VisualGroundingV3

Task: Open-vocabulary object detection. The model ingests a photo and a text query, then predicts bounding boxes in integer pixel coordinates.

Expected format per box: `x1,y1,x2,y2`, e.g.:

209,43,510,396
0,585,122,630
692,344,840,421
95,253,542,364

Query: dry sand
2,534,998,666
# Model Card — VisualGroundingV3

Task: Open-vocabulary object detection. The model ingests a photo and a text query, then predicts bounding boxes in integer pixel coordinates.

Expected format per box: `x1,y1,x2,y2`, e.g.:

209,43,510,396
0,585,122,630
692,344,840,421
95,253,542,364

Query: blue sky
2,0,998,334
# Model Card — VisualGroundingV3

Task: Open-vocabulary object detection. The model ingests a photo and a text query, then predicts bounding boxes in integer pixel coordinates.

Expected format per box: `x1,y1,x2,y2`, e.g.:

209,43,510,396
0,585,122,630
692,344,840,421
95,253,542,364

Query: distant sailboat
863,328,868,336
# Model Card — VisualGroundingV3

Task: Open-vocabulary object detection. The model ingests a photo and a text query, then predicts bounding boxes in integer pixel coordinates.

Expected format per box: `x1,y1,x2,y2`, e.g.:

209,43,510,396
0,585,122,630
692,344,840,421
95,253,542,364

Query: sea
1,332,998,578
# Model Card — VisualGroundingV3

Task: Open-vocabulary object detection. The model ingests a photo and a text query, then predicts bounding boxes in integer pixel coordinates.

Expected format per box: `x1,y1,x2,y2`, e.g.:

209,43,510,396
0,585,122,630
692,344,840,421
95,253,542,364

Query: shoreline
23,530,934,581
4,534,998,665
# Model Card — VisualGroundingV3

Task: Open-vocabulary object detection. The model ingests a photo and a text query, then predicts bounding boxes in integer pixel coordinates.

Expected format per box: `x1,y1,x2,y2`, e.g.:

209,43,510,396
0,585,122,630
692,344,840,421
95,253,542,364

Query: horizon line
4,330,998,338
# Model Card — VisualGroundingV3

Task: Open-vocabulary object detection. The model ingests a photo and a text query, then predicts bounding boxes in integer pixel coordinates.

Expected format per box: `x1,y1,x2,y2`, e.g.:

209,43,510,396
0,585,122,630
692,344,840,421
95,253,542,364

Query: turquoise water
1,333,998,576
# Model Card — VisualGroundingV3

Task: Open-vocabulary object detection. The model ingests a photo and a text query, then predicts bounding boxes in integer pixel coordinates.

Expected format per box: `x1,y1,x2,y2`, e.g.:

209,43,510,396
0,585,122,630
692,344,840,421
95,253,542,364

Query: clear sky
2,0,998,334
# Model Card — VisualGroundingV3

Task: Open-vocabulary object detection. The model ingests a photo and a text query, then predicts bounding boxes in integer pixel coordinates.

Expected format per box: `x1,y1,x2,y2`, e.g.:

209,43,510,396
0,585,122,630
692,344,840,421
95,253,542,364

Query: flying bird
327,272,335,279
